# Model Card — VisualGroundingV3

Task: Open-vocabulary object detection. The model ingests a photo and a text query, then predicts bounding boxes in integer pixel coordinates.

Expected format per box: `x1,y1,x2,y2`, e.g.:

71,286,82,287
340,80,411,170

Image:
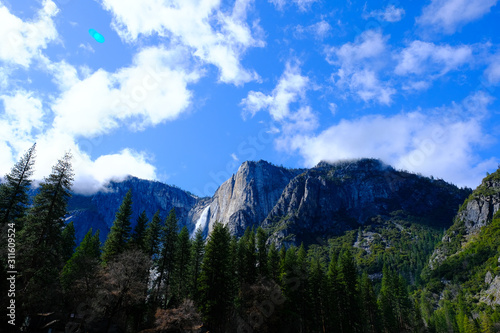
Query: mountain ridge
65,158,471,246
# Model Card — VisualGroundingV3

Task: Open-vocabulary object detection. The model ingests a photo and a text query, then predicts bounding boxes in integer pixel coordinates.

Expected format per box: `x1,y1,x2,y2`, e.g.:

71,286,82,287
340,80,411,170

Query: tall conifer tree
198,222,234,332
0,143,36,225
131,210,148,252
144,210,162,259
155,208,178,307
190,228,205,300
17,152,74,315
102,189,133,262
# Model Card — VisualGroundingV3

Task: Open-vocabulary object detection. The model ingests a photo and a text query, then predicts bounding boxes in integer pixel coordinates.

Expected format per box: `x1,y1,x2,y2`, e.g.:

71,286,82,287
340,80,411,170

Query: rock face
428,173,500,270
66,159,471,247
67,176,198,243
196,160,303,236
262,159,470,246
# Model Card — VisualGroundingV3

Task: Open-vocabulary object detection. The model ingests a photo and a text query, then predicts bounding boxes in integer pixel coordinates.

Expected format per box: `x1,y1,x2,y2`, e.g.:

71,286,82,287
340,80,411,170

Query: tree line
1,144,499,332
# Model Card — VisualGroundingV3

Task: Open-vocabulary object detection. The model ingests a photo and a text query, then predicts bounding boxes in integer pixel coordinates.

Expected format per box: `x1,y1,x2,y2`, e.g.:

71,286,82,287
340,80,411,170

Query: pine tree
61,221,76,263
394,274,413,331
145,210,162,259
0,143,36,225
198,221,235,332
17,152,74,315
327,252,342,332
131,210,148,252
296,243,309,331
156,208,178,307
102,189,133,262
190,228,205,300
237,227,257,285
360,272,381,333
480,312,494,333
308,250,328,333
267,244,280,282
379,266,398,333
338,249,361,333
256,227,268,278
61,228,101,294
175,226,191,300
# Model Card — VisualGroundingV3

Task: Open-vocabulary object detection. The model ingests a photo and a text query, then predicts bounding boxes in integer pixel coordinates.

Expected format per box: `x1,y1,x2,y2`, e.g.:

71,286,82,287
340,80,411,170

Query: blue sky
0,0,499,196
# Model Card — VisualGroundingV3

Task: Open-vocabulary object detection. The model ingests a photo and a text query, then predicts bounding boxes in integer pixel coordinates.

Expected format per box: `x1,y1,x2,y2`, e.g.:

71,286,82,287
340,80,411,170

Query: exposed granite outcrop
262,159,470,246
428,174,500,270
200,160,303,236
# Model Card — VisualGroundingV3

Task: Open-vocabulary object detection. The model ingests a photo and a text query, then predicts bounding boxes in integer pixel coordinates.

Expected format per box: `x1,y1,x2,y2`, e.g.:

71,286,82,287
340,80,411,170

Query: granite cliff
66,159,472,247
191,160,303,236
261,159,470,246
428,170,500,270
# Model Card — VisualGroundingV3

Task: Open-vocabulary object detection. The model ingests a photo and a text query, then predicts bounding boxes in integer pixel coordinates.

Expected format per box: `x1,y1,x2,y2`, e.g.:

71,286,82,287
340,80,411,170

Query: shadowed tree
198,221,235,332
190,228,205,301
0,143,36,225
155,208,178,307
17,152,74,316
61,228,101,313
102,189,133,263
145,210,162,259
131,210,148,252
61,221,76,263
175,226,191,301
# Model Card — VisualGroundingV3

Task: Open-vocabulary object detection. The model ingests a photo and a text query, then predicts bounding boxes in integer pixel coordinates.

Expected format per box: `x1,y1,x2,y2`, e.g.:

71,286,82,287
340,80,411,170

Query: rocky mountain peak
428,168,500,269
263,159,470,246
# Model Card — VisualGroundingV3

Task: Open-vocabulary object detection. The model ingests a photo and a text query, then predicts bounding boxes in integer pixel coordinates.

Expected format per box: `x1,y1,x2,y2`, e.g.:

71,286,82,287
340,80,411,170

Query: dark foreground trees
17,152,74,316
4,149,500,333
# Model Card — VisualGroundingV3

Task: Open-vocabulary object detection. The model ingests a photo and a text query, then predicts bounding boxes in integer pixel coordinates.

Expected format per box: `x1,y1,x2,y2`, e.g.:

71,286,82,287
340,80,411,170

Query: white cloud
72,148,157,195
241,62,309,120
50,45,200,137
329,102,337,115
0,0,59,67
485,53,500,84
295,20,331,40
0,120,159,195
78,43,95,53
269,0,318,11
326,30,395,105
231,153,239,161
282,92,496,188
365,5,405,22
395,41,472,76
0,44,200,194
100,0,263,85
417,0,498,34
0,91,44,137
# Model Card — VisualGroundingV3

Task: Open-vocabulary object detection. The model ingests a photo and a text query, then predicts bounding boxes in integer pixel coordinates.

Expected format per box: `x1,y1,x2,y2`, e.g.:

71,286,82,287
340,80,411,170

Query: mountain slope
190,160,303,236
67,176,198,242
262,159,471,246
423,168,500,306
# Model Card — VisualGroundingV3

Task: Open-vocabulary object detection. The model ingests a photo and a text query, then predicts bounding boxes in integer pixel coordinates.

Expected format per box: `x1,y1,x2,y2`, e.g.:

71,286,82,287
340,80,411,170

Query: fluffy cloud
284,92,496,188
269,0,318,11
0,44,199,194
50,46,200,137
0,0,59,67
241,62,310,121
364,5,405,22
417,0,498,34
485,54,500,84
294,20,331,40
395,41,472,76
100,0,263,85
326,30,395,105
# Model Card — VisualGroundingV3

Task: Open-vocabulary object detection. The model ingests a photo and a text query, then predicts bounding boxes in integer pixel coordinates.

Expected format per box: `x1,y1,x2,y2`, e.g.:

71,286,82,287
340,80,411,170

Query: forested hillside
1,145,500,333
